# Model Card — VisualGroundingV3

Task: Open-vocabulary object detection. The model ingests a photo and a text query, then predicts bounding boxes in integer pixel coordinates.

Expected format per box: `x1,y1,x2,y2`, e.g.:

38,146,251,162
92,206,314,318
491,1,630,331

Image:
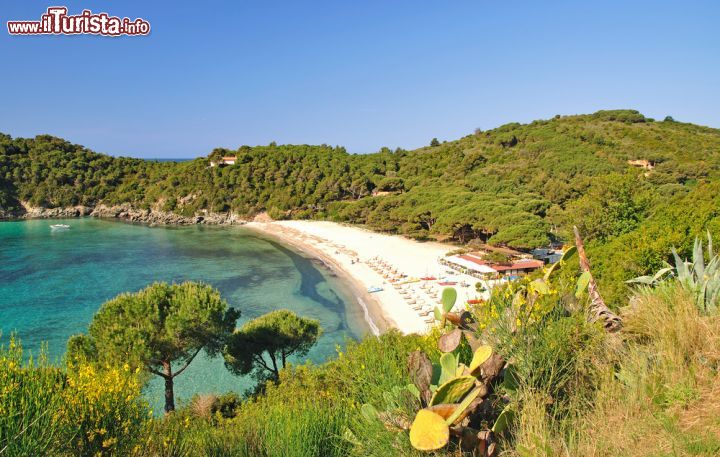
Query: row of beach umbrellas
367,257,441,324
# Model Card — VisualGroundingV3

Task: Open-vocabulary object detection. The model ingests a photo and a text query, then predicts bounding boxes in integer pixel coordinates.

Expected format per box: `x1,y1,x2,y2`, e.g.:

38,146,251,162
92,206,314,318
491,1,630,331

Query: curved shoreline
245,222,393,335
3,215,474,335
244,220,470,336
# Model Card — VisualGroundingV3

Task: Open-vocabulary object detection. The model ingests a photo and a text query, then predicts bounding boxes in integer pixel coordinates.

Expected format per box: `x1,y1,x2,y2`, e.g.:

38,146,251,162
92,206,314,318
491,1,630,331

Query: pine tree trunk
163,361,175,413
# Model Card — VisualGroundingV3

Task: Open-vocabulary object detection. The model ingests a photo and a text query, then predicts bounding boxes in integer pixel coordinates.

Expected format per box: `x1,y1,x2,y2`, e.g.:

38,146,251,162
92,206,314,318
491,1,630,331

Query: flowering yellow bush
1,337,65,455
57,363,149,456
468,279,559,332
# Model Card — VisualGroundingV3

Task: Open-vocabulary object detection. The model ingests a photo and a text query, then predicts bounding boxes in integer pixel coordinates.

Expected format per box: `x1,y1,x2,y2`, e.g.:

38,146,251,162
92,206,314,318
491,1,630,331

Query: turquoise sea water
0,218,368,410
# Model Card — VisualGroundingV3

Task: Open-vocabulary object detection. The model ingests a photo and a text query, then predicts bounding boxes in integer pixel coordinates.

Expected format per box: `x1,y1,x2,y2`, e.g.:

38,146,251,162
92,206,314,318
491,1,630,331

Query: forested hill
2,109,720,303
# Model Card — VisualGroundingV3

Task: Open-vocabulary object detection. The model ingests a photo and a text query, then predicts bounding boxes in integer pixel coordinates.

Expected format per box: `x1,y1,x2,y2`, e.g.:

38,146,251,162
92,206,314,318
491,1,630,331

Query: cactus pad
360,403,379,422
445,385,483,425
438,328,462,353
438,352,457,385
441,287,457,313
492,405,515,434
427,403,459,420
409,409,449,451
430,375,476,405
469,345,493,375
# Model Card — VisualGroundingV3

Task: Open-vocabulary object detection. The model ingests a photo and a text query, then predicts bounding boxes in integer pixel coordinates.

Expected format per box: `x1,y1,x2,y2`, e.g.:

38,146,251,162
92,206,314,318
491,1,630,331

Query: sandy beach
246,220,484,335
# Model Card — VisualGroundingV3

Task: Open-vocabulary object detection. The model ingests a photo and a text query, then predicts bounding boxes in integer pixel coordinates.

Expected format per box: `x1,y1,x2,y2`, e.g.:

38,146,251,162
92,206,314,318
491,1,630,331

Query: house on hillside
209,156,237,167
627,159,654,170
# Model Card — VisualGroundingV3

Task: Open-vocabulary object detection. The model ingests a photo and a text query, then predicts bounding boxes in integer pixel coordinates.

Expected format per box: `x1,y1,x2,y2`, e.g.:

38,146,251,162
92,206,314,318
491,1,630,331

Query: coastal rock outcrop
0,203,93,220
0,202,245,226
91,204,246,225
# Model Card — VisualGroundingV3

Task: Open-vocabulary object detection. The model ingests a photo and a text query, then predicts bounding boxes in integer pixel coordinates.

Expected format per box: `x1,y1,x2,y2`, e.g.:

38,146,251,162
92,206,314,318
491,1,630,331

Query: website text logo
7,7,151,36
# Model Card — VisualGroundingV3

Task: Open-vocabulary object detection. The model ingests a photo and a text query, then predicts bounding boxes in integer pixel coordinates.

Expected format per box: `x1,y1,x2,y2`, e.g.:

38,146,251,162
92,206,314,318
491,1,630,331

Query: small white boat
50,224,70,230
367,286,383,293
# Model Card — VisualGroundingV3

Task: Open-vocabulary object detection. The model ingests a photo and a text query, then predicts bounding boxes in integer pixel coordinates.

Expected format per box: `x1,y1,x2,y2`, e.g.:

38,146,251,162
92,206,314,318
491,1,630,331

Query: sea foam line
357,296,380,336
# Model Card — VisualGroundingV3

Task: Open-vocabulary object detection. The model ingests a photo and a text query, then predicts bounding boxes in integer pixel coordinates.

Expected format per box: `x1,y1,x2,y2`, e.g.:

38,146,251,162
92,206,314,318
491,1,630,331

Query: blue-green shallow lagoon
0,218,368,411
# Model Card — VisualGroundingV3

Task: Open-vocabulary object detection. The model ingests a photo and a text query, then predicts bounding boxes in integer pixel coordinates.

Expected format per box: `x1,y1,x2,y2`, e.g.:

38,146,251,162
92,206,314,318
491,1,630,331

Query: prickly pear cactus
441,287,457,313
409,409,450,451
438,352,458,385
430,376,476,405
469,345,493,375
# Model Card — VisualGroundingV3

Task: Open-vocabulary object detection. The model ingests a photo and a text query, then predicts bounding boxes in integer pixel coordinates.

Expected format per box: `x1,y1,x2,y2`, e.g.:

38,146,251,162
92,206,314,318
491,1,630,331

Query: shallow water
0,218,368,410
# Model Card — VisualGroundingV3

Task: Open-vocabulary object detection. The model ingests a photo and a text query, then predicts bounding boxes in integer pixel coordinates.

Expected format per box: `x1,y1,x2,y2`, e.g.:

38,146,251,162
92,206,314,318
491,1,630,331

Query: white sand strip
246,220,484,335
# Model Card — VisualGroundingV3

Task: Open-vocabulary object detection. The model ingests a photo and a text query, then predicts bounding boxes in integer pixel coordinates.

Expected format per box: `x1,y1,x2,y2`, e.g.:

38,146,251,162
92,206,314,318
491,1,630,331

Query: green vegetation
67,282,240,413
224,309,321,384
2,110,720,307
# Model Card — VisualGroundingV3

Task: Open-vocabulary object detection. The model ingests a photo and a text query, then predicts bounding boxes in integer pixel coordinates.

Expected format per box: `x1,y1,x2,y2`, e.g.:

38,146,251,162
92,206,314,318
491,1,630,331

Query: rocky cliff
0,202,246,226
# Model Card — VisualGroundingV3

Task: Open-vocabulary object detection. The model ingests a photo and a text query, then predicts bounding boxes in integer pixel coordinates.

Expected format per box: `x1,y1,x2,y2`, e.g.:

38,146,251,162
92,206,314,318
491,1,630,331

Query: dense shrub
0,338,64,455
0,336,148,456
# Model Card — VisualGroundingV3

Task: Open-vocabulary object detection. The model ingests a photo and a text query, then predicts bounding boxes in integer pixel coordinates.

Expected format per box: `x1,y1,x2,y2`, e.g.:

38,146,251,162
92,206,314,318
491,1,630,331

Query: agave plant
628,232,720,314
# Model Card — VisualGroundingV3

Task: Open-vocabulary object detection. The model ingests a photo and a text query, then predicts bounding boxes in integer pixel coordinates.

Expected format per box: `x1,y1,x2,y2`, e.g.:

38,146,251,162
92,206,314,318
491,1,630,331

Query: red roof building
443,253,544,277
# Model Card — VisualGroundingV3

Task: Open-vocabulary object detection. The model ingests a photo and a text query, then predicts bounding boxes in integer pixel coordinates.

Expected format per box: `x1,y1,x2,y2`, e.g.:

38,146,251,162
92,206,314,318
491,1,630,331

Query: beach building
440,252,544,279
531,248,564,264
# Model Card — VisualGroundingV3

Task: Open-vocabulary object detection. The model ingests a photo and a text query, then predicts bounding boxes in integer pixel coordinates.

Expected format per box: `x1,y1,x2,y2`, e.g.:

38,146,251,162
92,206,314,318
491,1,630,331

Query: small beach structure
440,252,544,279
531,248,564,265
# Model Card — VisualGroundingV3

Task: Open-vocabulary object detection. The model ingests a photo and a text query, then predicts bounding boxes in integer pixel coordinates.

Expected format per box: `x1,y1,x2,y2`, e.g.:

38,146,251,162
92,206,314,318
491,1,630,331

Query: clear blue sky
1,1,718,158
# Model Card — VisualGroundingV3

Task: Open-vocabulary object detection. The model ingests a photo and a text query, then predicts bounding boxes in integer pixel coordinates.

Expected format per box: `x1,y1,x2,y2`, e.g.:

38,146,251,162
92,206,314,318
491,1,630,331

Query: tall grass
238,393,348,456
573,283,720,456
502,282,720,456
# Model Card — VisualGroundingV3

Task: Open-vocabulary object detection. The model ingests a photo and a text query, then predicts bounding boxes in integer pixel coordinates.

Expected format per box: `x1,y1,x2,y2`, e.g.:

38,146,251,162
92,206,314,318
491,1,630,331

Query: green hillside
2,109,720,304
